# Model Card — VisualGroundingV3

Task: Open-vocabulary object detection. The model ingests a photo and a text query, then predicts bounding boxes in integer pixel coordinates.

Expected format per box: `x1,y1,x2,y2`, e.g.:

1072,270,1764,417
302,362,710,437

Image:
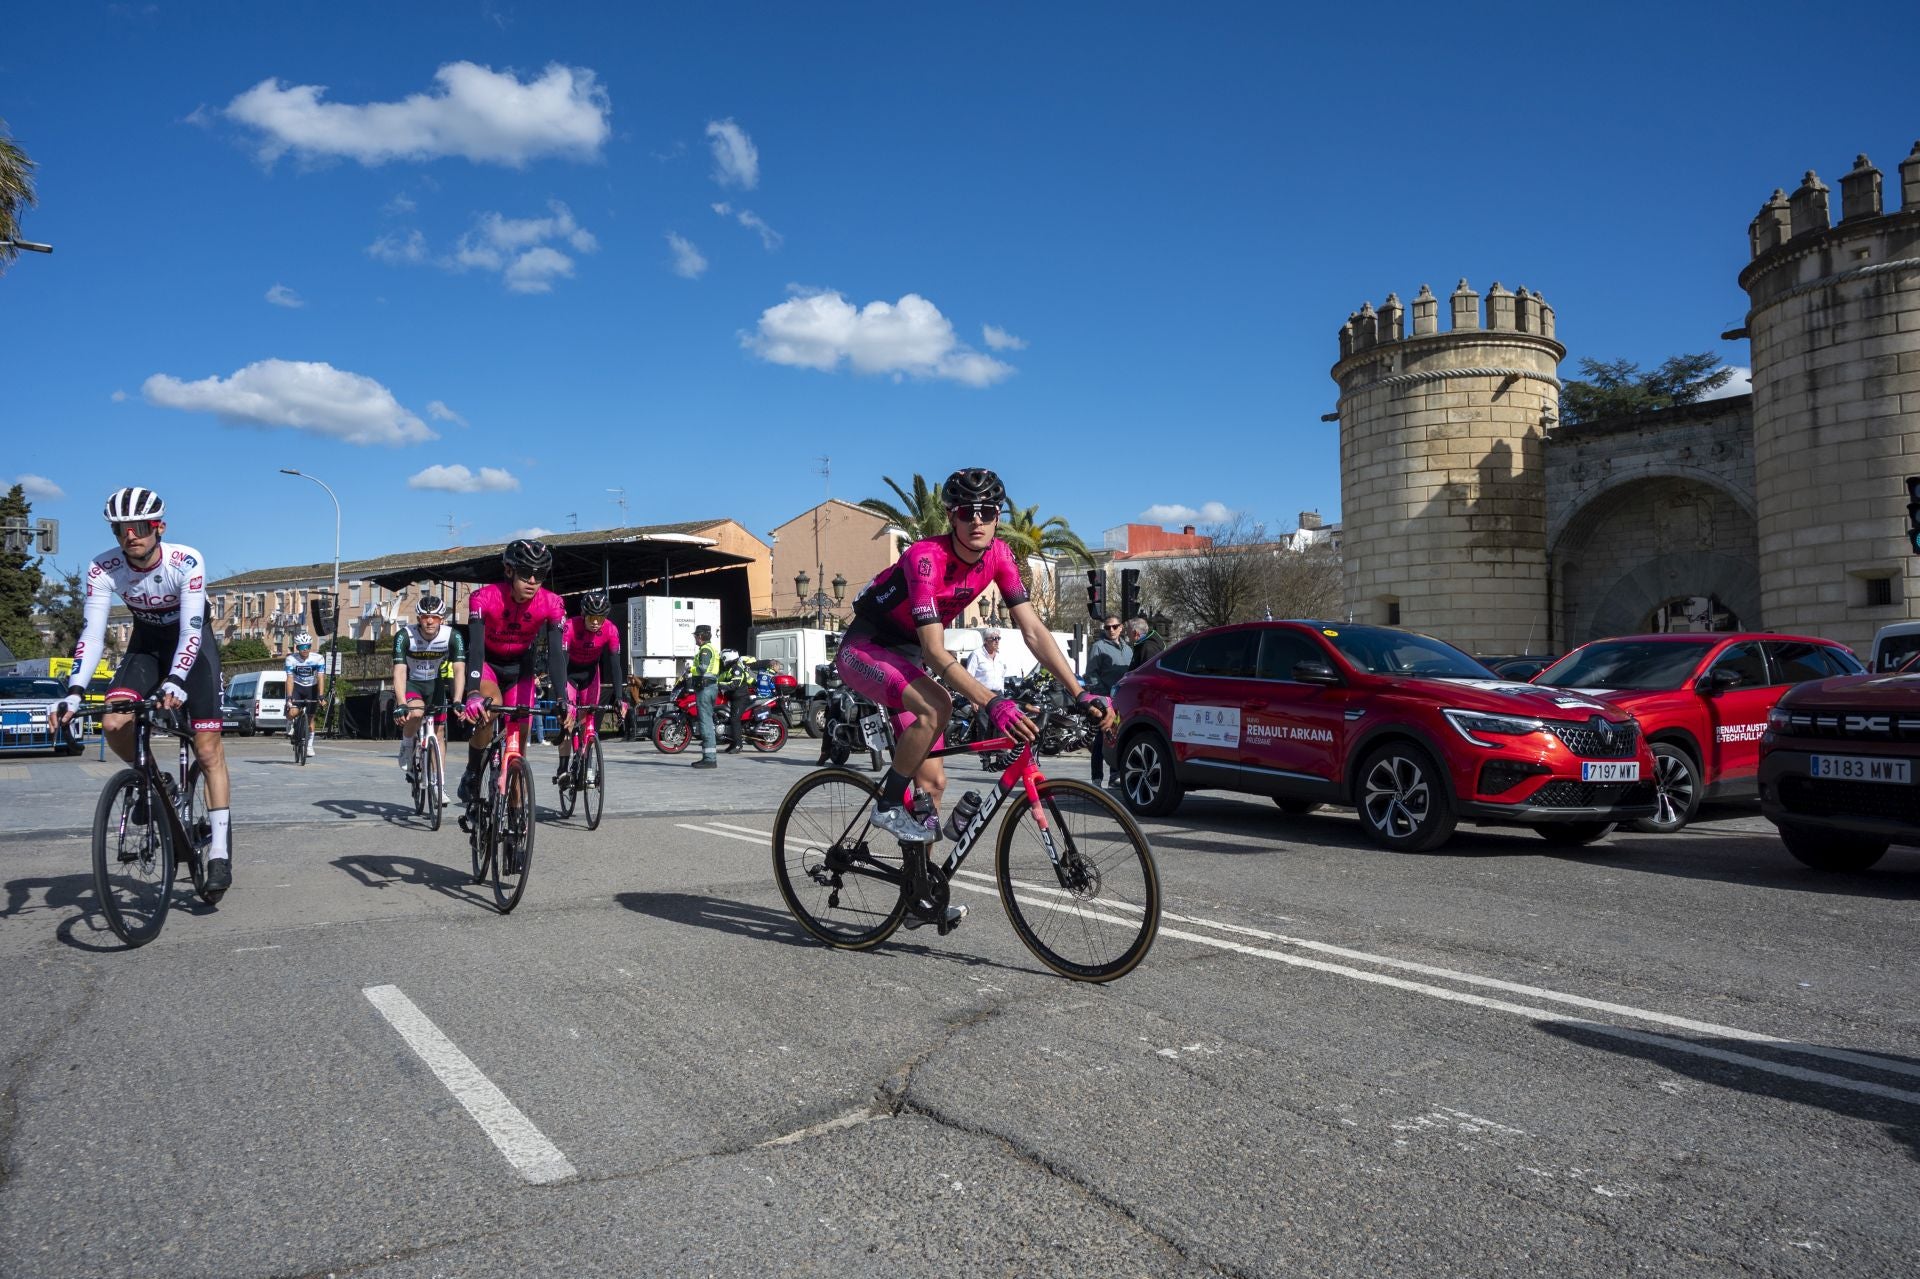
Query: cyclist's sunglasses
948,504,1000,524
508,567,549,583
112,520,160,538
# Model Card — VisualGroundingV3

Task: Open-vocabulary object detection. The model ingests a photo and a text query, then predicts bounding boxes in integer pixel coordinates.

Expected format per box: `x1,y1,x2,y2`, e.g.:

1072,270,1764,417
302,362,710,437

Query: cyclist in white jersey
50,487,233,891
284,633,328,750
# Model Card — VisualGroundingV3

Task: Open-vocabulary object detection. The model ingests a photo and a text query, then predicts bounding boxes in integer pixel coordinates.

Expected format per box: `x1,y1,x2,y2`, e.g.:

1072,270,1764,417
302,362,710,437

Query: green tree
1559,353,1737,425
997,503,1094,617
221,637,272,663
859,474,949,544
0,484,46,659
33,567,85,658
1,118,38,274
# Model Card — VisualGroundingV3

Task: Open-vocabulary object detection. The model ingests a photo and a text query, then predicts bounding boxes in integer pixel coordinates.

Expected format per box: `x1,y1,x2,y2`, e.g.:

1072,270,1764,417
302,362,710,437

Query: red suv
1534,633,1863,834
1109,621,1656,852
1759,670,1920,871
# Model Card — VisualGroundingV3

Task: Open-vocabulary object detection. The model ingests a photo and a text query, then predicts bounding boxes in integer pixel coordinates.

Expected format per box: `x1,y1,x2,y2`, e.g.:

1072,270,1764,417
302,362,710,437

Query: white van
227,671,290,735
1869,622,1920,673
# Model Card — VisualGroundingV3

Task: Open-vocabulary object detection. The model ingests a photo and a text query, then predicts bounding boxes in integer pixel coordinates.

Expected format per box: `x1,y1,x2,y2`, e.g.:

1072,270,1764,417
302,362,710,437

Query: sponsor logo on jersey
188,575,202,589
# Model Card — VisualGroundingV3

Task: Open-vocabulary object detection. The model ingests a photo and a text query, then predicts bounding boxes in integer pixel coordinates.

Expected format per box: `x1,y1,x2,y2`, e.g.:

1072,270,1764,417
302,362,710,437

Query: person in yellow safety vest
718,647,756,753
689,624,720,768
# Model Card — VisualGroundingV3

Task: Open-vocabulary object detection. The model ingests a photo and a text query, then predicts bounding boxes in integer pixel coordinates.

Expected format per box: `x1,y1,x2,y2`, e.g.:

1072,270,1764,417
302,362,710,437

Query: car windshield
1538,640,1714,690
1322,628,1493,679
0,678,64,698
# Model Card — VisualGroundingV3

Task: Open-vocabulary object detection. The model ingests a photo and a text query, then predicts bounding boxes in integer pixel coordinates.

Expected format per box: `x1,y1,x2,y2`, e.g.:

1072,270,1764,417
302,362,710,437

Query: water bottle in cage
943,790,984,843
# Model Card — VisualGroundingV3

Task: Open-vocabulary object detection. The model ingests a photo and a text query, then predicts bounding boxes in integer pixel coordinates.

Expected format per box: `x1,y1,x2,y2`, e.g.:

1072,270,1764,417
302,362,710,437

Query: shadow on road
332,853,494,910
1538,1020,1920,1164
2,869,217,951
312,797,423,825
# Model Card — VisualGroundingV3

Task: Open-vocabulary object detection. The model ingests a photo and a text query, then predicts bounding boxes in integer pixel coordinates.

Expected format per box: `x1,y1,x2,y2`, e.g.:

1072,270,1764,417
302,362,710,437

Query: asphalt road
2,735,1918,1277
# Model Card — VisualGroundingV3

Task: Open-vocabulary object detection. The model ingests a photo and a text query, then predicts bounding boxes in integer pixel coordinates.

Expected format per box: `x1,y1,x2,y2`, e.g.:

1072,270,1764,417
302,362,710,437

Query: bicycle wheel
92,769,175,947
294,721,308,766
556,743,579,819
469,755,492,884
424,736,444,833
772,770,909,949
181,762,228,906
491,756,536,914
996,777,1160,982
653,710,691,754
582,736,605,831
750,716,788,753
411,736,428,816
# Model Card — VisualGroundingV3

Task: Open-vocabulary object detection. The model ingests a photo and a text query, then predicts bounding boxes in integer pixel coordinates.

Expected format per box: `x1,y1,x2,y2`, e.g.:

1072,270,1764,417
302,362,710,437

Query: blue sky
3,0,1916,584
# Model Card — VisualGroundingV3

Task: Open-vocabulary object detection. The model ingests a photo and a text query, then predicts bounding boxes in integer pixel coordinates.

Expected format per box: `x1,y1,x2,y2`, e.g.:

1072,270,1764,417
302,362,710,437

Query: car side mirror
1293,660,1343,687
1698,667,1743,693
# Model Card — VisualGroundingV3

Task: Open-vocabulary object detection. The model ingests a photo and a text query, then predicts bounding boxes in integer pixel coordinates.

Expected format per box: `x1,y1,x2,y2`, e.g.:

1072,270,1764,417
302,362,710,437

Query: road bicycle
288,696,319,766
772,703,1160,982
77,696,231,947
398,698,450,831
458,701,541,914
556,696,611,830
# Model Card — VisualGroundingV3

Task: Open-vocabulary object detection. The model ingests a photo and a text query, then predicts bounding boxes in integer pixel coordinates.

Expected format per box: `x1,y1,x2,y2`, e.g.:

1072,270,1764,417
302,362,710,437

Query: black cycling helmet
502,538,554,578
581,588,610,617
417,593,447,616
941,467,1005,511
104,486,166,523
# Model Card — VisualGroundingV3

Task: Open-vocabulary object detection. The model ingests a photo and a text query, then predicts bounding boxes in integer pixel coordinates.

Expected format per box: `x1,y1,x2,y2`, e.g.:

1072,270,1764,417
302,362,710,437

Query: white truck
627,595,723,685
751,626,843,688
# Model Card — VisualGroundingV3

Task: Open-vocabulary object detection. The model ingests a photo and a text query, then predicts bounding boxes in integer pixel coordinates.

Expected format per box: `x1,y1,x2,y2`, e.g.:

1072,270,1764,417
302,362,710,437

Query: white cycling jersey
71,540,210,690
285,652,327,690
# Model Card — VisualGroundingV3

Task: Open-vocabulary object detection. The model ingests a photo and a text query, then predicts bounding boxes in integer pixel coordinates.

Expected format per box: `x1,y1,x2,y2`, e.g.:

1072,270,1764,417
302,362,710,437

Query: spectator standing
966,629,1009,694
719,647,751,753
1126,617,1164,671
689,624,720,768
1083,614,1132,787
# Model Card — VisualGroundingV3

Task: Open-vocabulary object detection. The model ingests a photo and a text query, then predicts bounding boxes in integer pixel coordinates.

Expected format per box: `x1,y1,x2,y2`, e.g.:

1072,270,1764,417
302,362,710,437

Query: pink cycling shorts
835,631,945,748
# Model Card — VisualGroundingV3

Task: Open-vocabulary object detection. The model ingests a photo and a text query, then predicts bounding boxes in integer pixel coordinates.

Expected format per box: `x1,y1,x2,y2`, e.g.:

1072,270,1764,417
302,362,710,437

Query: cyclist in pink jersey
555,589,625,785
837,468,1117,854
457,538,573,804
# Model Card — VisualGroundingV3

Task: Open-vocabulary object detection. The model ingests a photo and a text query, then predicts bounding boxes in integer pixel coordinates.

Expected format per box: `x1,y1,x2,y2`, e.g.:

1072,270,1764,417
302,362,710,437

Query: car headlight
1443,708,1548,748
1766,706,1791,732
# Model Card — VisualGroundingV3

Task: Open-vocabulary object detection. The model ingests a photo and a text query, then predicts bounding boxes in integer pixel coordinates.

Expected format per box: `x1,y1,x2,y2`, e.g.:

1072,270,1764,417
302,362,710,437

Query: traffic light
1907,477,1920,554
1119,568,1141,622
1086,568,1107,620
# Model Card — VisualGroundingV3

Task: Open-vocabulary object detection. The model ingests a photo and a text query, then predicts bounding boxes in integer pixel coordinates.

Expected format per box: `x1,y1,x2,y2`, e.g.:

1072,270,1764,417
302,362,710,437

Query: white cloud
383,192,417,216
1701,366,1752,401
744,290,1016,388
705,118,759,189
710,201,781,250
666,232,707,279
1141,502,1235,525
502,246,574,294
226,62,611,167
110,390,128,403
7,474,66,501
710,201,731,216
512,526,556,540
407,464,520,493
426,400,467,426
265,283,305,308
982,324,1026,351
368,229,427,264
142,359,437,447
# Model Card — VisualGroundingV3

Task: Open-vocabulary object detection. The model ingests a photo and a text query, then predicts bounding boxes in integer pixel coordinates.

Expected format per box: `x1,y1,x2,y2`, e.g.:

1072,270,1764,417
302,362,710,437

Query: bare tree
1140,516,1343,636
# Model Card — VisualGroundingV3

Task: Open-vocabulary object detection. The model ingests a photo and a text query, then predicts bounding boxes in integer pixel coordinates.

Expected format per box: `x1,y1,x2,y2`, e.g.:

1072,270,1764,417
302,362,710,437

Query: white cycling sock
210,808,231,859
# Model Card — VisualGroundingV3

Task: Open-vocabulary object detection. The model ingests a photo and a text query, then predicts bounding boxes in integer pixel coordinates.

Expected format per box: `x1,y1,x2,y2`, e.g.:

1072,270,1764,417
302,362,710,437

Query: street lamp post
793,571,847,629
280,469,341,735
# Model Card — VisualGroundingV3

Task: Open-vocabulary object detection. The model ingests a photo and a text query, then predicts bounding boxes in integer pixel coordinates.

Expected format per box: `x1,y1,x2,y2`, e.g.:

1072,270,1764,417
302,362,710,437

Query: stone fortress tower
1330,280,1564,654
1740,143,1920,652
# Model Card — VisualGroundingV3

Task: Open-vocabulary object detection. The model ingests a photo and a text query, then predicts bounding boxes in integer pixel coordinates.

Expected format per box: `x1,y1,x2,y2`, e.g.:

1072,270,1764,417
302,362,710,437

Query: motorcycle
652,677,789,754
814,660,886,771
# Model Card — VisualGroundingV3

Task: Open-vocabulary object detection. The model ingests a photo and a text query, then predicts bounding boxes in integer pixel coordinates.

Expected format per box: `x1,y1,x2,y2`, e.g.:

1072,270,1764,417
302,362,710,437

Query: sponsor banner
1173,704,1240,748
1714,723,1766,744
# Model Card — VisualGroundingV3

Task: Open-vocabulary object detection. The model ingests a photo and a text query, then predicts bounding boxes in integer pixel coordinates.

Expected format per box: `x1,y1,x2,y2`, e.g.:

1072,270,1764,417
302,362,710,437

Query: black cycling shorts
111,629,224,733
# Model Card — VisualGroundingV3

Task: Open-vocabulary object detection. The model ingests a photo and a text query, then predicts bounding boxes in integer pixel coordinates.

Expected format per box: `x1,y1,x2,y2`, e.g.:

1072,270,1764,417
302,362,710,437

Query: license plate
860,712,889,752
1581,761,1640,782
1810,754,1912,784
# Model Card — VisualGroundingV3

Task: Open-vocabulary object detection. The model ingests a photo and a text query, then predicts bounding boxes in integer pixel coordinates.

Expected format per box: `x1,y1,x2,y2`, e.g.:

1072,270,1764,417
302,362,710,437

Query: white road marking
233,944,281,953
676,822,774,846
707,821,774,839
362,984,576,1185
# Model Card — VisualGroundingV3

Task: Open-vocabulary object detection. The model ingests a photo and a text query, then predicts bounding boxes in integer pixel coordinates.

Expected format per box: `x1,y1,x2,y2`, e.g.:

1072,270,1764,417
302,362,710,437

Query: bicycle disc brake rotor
1059,850,1102,900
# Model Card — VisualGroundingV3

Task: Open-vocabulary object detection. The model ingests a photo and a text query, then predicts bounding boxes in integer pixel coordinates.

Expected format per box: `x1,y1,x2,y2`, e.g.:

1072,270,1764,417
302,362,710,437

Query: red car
1759,669,1920,871
1109,621,1657,852
1534,633,1863,834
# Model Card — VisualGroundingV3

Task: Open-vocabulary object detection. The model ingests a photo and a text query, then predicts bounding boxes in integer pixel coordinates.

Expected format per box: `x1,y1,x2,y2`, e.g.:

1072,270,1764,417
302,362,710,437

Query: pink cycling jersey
562,616,620,667
850,535,1029,643
468,581,565,659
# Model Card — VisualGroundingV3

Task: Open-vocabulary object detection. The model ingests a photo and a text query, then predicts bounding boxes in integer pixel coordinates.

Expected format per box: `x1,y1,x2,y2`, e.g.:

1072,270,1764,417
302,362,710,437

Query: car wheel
804,701,826,738
1631,743,1701,834
1118,731,1184,817
1274,798,1323,816
1777,821,1889,872
1354,742,1457,852
1535,821,1615,847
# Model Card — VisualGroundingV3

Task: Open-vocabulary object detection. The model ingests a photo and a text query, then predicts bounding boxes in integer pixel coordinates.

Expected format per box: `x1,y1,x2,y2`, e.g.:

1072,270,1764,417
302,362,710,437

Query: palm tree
0,119,38,273
859,474,949,546
998,503,1094,620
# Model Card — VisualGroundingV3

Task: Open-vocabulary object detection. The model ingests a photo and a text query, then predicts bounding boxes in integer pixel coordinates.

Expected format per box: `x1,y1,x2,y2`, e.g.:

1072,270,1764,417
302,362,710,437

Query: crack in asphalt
0,954,102,1188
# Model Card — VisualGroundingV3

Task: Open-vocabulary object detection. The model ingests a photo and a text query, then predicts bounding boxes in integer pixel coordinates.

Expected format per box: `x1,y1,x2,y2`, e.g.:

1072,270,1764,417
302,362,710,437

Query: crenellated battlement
1748,142,1920,259
1338,279,1556,359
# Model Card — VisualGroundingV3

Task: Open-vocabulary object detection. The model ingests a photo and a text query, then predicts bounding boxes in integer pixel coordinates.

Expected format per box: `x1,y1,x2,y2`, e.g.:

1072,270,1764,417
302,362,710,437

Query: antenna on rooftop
607,487,628,527
819,456,831,501
567,512,579,532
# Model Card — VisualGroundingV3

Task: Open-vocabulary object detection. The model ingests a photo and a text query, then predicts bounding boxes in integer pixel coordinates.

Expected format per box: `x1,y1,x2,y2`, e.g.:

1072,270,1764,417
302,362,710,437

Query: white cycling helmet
295,632,314,648
104,486,165,523
721,648,740,663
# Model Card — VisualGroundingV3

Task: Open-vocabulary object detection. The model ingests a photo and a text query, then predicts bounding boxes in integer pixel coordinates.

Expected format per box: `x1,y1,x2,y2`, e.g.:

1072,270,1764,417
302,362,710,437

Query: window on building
1866,576,1895,607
